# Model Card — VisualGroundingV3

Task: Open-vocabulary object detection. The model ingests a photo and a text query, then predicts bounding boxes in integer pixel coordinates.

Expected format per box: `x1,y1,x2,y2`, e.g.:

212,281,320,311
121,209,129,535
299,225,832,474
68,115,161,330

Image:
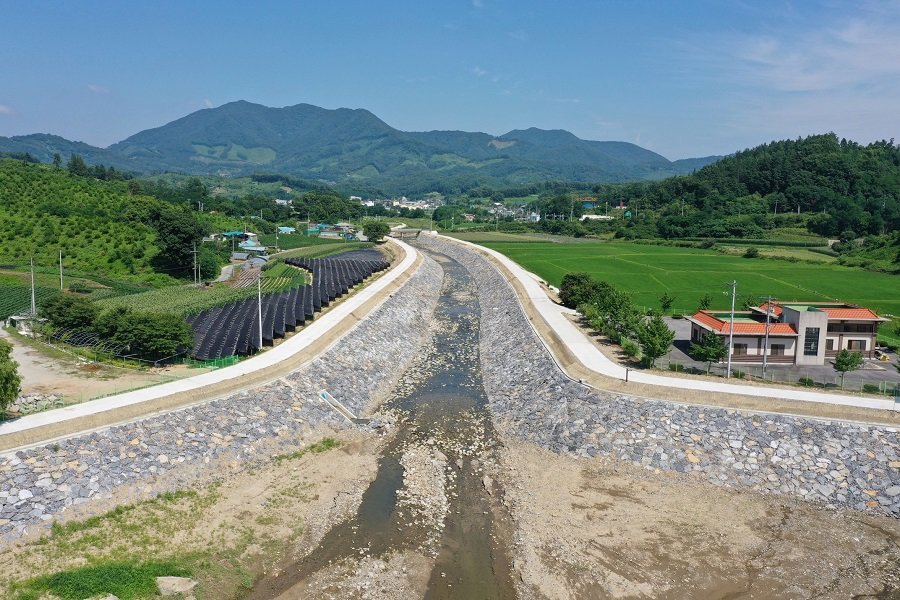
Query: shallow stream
248,249,515,599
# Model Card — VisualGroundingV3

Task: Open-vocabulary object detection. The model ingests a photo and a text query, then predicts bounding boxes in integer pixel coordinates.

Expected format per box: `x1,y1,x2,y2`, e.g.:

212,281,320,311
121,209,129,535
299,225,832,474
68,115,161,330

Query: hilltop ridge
0,101,720,193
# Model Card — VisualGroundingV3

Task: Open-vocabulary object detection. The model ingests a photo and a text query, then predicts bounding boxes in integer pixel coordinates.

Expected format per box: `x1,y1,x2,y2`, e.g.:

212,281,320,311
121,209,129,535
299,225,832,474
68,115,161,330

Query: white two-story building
687,301,888,365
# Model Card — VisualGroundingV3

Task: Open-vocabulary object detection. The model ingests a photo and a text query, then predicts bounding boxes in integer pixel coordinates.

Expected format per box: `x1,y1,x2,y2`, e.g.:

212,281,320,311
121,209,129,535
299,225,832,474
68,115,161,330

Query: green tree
636,314,675,367
66,154,88,177
184,178,209,204
690,332,728,374
40,293,100,330
698,293,712,310
95,307,193,360
659,291,676,314
52,153,62,168
744,246,760,258
198,245,221,280
833,349,863,388
0,339,21,412
149,205,206,278
560,272,608,309
362,220,390,242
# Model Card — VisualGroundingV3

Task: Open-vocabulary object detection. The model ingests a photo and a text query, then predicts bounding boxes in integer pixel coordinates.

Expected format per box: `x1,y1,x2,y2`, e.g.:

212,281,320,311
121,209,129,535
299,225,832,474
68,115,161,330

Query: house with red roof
687,302,889,366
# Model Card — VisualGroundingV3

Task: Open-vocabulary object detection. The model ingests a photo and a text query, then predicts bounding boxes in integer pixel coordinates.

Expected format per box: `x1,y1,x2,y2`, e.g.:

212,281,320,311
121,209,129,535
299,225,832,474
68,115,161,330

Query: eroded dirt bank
494,438,900,600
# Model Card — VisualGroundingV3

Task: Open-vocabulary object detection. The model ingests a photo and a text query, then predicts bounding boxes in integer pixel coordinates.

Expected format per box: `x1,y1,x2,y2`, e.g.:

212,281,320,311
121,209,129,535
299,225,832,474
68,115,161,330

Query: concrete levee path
0,239,421,453
434,233,900,419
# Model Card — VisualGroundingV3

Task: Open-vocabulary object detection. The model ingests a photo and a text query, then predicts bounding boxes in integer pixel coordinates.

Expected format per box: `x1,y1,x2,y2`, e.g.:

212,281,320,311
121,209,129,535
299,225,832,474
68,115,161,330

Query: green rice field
469,238,900,321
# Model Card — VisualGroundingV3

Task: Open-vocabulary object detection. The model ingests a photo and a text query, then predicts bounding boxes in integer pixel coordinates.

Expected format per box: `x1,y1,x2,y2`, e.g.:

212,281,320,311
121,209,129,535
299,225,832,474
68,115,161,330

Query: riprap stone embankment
414,235,900,516
0,255,443,538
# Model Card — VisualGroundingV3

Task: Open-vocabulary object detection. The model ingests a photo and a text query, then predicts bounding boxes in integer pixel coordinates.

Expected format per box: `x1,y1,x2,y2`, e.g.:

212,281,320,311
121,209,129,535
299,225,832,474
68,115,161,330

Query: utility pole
30,257,37,338
192,242,199,285
762,295,774,379
257,277,264,351
30,258,36,316
724,280,737,379
59,250,64,290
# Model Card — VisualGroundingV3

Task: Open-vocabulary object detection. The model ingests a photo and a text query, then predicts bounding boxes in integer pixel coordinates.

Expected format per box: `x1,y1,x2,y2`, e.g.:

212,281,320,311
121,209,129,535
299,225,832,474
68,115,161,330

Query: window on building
825,338,835,351
847,340,867,351
770,344,785,356
733,343,748,356
804,327,820,356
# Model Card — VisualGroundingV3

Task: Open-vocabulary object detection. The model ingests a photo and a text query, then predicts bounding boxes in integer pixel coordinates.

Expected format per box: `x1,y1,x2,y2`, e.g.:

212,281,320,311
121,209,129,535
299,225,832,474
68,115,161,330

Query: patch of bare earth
496,438,900,600
0,429,380,599
1,327,208,403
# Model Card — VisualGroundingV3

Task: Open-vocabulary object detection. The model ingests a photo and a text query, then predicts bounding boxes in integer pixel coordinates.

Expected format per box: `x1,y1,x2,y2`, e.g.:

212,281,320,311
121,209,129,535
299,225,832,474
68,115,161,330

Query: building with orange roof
687,301,889,366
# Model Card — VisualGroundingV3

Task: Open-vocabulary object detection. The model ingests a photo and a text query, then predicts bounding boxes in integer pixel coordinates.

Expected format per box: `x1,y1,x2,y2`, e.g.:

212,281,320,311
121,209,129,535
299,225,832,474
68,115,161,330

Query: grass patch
275,242,374,260
273,437,341,463
11,560,191,600
257,233,344,250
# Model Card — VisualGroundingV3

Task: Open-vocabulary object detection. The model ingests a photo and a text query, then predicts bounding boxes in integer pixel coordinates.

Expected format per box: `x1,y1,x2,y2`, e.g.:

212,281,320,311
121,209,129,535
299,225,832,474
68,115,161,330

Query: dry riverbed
0,429,380,599
495,438,900,600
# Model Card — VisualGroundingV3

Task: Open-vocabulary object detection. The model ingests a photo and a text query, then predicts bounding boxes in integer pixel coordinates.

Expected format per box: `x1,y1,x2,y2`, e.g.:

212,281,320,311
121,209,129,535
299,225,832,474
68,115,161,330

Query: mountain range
0,101,721,194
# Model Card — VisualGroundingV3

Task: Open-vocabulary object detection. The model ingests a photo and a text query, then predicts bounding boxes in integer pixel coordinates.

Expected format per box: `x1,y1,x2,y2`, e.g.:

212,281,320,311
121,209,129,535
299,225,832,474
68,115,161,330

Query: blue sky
1,1,898,159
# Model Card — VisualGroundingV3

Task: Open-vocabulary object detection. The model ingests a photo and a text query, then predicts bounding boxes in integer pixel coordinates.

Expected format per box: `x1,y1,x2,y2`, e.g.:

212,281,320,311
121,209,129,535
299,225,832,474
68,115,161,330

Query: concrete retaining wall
415,235,900,516
0,255,443,539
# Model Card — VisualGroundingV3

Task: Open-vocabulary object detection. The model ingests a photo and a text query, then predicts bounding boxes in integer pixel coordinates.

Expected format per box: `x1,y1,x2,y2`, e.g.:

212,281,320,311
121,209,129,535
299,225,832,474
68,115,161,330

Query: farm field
256,233,344,250
473,239,900,318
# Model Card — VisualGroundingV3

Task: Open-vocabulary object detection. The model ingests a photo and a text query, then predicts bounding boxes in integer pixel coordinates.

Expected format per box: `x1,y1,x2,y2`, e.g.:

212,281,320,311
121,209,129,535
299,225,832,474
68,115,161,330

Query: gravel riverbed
0,254,443,539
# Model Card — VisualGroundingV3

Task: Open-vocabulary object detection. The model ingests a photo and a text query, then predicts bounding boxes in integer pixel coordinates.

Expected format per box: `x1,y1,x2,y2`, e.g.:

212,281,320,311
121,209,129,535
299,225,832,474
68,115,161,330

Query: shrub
40,292,100,330
732,369,746,379
560,272,610,309
743,247,760,258
668,363,684,372
0,339,21,412
862,383,881,394
621,339,640,358
95,306,193,360
799,376,815,387
67,281,91,294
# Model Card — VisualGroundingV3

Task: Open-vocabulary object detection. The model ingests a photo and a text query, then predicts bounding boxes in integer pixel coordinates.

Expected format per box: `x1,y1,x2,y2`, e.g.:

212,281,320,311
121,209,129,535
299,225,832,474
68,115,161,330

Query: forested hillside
0,159,206,284
598,134,900,240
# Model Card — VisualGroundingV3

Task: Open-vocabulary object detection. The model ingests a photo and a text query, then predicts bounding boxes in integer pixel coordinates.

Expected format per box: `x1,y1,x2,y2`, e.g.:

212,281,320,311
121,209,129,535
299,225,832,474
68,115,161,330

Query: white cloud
555,97,581,104
204,98,214,108
470,65,487,77
87,84,109,94
682,3,900,145
472,0,484,8
0,104,12,115
728,19,900,93
508,29,527,41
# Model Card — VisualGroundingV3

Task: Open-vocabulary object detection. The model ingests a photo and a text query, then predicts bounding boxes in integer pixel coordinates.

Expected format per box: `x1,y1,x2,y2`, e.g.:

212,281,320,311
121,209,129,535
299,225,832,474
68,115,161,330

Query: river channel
248,248,516,599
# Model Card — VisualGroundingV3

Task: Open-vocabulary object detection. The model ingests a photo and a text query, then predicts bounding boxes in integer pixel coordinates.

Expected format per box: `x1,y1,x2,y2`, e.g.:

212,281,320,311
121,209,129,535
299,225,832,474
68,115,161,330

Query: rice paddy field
454,234,900,344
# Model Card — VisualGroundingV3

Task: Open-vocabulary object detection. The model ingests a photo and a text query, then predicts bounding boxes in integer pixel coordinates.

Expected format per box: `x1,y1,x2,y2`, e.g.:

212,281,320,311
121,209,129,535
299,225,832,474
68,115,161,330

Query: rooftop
689,311,798,336
753,301,886,321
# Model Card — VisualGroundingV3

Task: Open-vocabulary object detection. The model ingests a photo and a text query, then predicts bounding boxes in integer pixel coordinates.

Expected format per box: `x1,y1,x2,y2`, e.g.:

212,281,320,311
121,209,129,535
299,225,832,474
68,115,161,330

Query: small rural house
687,302,889,365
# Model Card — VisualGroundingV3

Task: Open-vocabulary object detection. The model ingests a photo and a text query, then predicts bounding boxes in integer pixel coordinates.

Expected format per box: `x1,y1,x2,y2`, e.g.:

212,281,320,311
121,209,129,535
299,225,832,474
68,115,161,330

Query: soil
0,429,381,598
1,326,209,404
495,438,900,600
